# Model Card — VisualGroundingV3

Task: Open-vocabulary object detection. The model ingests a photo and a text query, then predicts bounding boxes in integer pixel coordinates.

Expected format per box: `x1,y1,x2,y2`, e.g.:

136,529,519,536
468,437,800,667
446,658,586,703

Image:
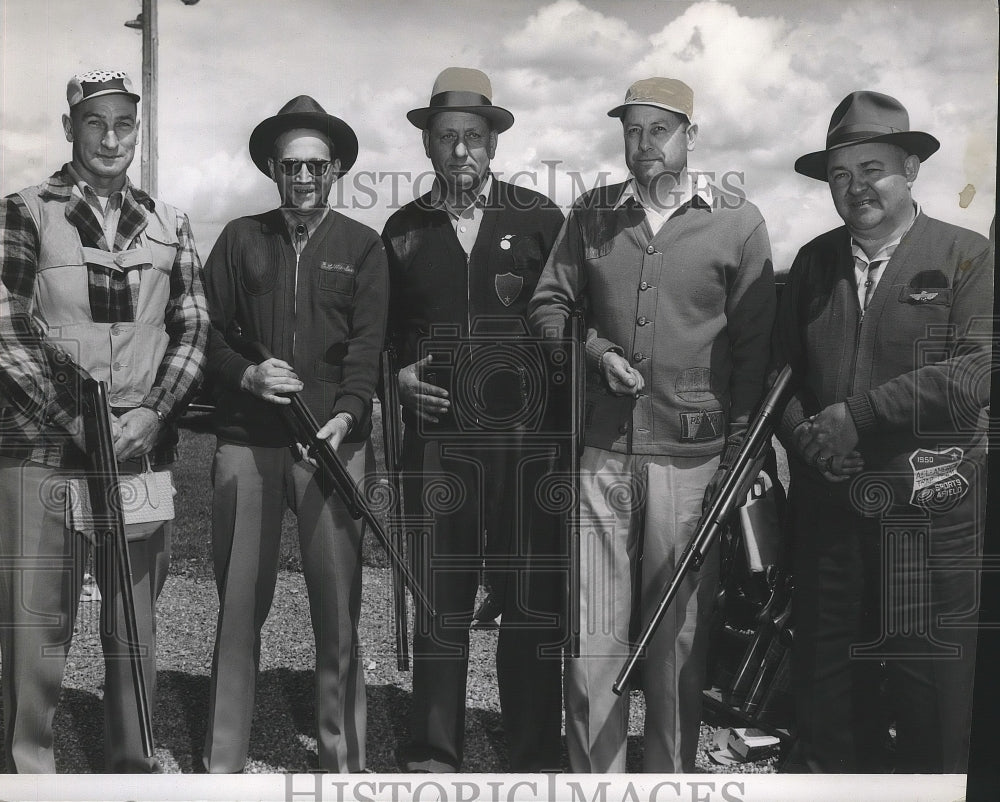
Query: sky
0,0,997,272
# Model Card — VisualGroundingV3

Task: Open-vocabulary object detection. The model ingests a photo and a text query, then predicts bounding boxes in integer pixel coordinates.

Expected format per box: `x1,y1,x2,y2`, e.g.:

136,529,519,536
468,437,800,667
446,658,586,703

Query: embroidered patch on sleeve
908,447,969,512
679,410,725,442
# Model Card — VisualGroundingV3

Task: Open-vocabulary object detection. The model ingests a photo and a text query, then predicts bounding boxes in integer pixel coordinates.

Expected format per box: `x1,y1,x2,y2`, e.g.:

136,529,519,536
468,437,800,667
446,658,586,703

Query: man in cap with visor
774,91,992,773
200,96,387,773
0,69,208,772
529,77,775,772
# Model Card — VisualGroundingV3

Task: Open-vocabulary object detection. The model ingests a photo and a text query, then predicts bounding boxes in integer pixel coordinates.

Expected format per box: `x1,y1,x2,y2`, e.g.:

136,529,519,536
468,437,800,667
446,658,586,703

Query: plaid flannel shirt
0,166,209,468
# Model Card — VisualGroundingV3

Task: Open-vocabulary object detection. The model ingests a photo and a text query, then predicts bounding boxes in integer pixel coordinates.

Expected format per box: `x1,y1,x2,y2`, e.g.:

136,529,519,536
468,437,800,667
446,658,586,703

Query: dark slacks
398,431,563,772
785,487,980,773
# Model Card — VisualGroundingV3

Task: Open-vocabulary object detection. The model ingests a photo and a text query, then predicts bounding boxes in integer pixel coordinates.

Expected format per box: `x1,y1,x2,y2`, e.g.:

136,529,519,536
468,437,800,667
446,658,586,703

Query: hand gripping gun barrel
613,364,794,695
82,378,155,758
238,340,436,637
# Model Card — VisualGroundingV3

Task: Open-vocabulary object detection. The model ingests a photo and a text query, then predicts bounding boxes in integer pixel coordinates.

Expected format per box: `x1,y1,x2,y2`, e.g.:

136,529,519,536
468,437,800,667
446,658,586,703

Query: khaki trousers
202,440,368,773
0,456,167,773
565,446,719,773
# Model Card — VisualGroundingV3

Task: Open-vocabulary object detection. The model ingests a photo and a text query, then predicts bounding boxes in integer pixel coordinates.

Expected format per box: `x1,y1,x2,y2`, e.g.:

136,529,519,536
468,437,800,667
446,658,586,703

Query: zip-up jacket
205,208,388,447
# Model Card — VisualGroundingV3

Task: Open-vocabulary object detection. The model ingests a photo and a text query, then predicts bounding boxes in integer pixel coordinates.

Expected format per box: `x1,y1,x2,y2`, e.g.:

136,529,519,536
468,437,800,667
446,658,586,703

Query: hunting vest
16,186,176,407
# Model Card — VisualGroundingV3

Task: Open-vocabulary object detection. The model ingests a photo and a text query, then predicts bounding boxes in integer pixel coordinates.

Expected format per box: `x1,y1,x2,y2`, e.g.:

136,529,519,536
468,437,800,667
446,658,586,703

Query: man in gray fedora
201,95,388,773
382,67,565,772
529,76,775,772
773,90,992,772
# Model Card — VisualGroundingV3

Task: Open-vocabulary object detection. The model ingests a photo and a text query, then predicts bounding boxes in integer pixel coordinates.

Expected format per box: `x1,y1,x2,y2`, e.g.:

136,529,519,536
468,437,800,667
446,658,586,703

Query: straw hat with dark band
249,95,359,176
406,67,514,132
795,91,939,181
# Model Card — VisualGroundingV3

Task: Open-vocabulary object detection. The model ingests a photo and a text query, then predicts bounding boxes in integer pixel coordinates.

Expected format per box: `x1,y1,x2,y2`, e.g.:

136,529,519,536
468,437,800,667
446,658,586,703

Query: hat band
827,121,906,147
81,77,130,97
429,90,493,109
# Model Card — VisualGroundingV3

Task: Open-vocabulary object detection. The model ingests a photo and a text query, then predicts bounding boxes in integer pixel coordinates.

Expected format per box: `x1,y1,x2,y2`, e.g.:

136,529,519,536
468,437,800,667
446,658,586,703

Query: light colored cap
66,70,140,108
607,77,694,122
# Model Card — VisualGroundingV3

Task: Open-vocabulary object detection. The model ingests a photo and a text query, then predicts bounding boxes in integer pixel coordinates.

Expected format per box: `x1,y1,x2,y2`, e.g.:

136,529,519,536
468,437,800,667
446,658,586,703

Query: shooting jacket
0,167,208,468
773,213,993,522
204,208,388,447
528,181,775,459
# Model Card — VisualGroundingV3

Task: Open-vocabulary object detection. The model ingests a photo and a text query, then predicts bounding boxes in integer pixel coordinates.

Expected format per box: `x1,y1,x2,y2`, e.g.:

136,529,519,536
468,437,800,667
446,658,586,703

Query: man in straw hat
200,95,387,772
0,69,208,772
382,67,565,772
773,91,992,773
529,76,775,772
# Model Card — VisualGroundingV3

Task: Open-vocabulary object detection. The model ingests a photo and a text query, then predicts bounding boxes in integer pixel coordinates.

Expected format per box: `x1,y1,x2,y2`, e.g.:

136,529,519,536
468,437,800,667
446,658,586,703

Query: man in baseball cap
0,68,208,772
530,77,775,772
774,91,991,773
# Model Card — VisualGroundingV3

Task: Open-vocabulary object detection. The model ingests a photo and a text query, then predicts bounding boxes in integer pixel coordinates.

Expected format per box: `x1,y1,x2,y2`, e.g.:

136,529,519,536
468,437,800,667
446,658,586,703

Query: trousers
565,446,719,772
202,440,369,773
0,456,167,773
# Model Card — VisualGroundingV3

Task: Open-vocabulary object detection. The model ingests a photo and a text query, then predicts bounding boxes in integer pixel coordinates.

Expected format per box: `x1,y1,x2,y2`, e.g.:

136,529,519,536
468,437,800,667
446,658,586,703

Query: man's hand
797,402,860,465
113,407,160,461
601,351,644,397
792,413,865,483
241,358,303,404
298,413,353,467
398,355,450,423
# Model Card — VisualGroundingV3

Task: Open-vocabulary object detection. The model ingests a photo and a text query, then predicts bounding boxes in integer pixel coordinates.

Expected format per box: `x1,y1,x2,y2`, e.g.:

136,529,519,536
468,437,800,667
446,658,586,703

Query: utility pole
125,0,200,196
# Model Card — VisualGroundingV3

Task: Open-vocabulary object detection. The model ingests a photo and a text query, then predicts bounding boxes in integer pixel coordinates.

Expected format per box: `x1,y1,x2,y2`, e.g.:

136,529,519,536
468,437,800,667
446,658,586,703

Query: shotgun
613,364,794,695
81,378,154,758
240,340,435,620
566,304,586,658
380,346,410,670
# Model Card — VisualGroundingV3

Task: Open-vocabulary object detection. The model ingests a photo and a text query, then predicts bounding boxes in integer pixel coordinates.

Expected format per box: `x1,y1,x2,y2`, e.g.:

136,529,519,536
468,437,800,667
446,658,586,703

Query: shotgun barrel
82,378,155,758
613,365,794,695
380,347,410,670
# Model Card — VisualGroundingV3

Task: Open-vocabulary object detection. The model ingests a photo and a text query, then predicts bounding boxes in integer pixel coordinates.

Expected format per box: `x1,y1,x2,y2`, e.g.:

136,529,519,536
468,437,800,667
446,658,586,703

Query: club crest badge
908,447,969,512
495,272,523,307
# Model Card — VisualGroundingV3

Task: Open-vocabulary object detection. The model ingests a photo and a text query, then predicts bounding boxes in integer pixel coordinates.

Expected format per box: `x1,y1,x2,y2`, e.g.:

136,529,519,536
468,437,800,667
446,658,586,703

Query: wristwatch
334,411,355,434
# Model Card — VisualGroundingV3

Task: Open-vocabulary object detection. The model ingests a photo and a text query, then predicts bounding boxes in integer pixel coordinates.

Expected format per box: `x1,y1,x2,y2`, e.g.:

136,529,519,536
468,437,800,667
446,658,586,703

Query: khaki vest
17,187,177,407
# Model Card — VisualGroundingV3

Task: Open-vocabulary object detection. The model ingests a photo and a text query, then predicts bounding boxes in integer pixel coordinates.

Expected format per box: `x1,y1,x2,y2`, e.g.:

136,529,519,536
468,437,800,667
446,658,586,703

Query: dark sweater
773,212,993,515
382,179,564,434
204,208,388,447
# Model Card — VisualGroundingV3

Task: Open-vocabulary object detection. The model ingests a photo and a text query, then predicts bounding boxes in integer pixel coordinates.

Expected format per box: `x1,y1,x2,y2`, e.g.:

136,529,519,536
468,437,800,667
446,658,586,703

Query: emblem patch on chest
320,262,355,275
908,447,969,512
679,410,724,442
495,272,523,307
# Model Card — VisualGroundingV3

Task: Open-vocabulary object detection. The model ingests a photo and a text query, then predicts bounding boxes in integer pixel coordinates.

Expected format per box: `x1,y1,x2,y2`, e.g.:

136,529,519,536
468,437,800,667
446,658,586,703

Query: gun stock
380,347,410,670
613,365,793,696
241,340,435,620
81,379,155,758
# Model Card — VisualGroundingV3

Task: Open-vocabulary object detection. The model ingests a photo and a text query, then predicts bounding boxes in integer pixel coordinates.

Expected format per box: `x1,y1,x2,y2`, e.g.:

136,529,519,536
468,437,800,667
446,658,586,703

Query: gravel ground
22,564,778,774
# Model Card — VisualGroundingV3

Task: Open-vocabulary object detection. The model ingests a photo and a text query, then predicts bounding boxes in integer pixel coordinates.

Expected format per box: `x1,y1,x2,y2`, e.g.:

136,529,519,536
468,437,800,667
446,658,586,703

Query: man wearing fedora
200,96,387,772
0,69,208,772
382,67,565,772
774,91,992,773
529,77,775,772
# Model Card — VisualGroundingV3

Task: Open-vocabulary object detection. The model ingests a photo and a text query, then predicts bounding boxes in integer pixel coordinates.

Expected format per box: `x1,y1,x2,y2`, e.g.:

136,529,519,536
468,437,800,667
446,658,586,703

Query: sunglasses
276,159,333,177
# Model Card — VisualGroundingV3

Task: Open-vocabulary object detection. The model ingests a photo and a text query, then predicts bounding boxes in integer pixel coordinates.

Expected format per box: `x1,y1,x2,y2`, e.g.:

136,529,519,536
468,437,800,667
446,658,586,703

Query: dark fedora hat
406,67,514,132
248,95,359,177
795,91,940,181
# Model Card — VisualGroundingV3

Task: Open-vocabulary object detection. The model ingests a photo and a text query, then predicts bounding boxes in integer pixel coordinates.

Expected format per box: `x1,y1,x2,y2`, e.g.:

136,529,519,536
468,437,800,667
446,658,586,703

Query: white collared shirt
851,203,921,311
613,172,713,236
432,174,493,256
